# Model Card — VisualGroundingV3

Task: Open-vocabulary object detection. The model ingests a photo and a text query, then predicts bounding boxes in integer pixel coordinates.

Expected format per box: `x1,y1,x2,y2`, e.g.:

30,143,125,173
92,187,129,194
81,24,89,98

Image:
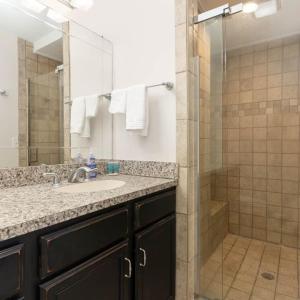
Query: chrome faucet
43,173,61,188
68,166,98,183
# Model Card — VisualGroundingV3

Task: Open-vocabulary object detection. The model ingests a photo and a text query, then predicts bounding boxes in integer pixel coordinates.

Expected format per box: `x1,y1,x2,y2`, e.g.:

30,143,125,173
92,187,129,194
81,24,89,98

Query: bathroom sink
55,180,126,193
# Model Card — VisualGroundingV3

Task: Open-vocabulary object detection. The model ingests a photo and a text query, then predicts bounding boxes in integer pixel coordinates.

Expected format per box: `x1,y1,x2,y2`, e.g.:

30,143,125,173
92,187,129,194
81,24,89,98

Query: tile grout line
297,246,299,299
248,240,267,299
200,239,235,297
222,235,240,299
273,243,282,300
202,235,238,299
224,236,244,299
226,236,252,299
204,235,238,299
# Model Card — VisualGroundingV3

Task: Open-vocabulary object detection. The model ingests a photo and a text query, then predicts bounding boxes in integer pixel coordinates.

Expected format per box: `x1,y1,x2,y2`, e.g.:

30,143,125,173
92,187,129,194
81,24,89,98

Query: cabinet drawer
40,241,130,300
40,208,128,279
0,244,24,300
134,190,175,230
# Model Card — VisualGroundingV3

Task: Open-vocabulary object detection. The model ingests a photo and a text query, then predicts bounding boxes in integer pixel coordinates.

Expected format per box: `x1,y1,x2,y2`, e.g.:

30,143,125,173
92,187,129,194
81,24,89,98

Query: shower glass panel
28,69,64,166
195,1,300,299
195,14,226,300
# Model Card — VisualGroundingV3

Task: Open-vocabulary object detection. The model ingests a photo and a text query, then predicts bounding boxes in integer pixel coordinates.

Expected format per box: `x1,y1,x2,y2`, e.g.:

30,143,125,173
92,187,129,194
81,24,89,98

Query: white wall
69,22,113,160
0,30,19,167
70,0,176,162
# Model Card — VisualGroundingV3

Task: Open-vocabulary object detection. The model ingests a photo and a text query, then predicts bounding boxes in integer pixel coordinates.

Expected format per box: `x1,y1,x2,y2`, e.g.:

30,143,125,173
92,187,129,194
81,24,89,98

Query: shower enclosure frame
194,2,243,24
192,3,246,300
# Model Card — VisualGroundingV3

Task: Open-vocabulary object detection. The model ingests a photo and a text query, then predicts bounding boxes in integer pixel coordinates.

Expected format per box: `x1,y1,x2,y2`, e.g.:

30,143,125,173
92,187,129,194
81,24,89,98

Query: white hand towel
109,89,127,114
85,95,99,118
126,85,149,137
80,117,91,138
70,97,85,134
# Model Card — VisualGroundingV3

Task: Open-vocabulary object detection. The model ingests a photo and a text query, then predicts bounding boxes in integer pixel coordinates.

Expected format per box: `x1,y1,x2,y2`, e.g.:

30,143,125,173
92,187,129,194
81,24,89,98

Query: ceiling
199,0,239,11
0,1,63,61
198,0,267,11
198,0,300,51
225,0,300,50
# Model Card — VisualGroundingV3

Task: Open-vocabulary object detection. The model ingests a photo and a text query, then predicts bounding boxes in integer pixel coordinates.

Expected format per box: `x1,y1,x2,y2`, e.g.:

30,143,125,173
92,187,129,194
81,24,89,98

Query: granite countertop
0,175,177,241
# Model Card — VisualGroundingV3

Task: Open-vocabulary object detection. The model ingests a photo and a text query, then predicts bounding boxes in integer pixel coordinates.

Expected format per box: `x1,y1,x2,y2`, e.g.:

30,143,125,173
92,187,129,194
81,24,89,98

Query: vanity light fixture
243,1,259,14
255,0,279,18
47,8,68,23
21,0,47,13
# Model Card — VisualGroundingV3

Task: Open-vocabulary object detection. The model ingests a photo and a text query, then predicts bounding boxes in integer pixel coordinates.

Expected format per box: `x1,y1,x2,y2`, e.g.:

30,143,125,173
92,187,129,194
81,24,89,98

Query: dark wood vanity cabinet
0,244,24,300
0,188,175,300
40,208,129,279
40,241,131,300
135,216,175,300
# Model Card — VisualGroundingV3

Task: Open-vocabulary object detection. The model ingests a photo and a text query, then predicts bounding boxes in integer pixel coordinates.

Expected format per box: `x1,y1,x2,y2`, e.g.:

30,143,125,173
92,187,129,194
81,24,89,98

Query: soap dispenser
86,153,97,179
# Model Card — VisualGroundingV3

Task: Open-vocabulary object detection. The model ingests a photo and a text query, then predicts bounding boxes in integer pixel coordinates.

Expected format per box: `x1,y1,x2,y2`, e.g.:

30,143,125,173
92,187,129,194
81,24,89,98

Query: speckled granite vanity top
0,175,177,241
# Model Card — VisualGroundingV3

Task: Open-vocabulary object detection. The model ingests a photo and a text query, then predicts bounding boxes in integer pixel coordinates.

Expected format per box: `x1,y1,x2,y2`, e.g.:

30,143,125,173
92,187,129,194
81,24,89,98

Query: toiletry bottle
86,153,97,179
76,153,83,165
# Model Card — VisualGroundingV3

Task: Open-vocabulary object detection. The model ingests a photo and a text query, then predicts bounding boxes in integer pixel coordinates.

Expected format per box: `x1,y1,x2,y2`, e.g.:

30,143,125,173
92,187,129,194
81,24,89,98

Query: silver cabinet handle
124,257,132,278
139,248,147,267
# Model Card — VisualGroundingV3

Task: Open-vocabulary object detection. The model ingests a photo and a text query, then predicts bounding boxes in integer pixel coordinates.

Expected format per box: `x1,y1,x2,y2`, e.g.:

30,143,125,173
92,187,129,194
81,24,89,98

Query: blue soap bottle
86,153,97,179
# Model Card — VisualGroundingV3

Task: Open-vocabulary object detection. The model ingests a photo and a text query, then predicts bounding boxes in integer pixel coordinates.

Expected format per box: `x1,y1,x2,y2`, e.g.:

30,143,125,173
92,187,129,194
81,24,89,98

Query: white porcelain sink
55,180,126,193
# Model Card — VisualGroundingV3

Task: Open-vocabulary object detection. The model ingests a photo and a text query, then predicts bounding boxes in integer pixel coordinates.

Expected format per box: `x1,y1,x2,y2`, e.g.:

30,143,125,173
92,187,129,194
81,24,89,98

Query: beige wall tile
177,213,188,261
176,72,189,119
176,23,187,73
268,47,283,62
175,0,187,25
283,71,298,86
283,43,299,59
268,61,282,75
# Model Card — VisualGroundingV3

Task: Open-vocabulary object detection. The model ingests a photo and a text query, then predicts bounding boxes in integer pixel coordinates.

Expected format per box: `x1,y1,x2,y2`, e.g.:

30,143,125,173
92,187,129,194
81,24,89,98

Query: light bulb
255,0,278,18
243,1,258,13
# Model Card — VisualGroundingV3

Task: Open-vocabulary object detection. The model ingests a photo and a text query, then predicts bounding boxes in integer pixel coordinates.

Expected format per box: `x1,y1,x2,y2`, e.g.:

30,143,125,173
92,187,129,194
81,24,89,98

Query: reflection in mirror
0,0,113,168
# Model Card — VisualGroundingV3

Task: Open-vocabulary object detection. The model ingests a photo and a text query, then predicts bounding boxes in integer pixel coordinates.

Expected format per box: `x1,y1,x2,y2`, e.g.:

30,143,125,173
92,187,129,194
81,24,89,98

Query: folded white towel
80,117,91,138
109,89,127,114
126,85,148,136
70,97,86,134
85,95,99,118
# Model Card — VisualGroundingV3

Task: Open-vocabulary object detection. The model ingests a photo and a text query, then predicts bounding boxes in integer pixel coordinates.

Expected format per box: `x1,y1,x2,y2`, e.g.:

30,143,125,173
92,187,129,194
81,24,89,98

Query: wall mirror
0,0,113,168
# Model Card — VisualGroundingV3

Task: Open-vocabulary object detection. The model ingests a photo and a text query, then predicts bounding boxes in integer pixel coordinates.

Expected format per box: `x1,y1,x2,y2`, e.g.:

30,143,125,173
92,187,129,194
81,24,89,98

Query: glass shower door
194,14,226,300
28,70,64,166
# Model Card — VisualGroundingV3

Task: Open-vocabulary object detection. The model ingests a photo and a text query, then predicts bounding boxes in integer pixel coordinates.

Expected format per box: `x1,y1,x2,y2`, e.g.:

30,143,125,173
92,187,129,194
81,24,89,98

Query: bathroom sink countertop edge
0,175,177,241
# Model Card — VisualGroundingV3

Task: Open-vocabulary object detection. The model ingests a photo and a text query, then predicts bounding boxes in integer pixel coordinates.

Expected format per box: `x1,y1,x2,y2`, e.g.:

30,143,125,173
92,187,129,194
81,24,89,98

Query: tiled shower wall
223,36,300,248
28,72,62,165
18,39,62,166
198,22,228,265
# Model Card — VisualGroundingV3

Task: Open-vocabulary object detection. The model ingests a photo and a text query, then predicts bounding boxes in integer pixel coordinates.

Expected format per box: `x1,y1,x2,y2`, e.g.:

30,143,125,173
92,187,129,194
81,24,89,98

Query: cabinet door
40,241,131,300
135,215,175,300
0,244,24,300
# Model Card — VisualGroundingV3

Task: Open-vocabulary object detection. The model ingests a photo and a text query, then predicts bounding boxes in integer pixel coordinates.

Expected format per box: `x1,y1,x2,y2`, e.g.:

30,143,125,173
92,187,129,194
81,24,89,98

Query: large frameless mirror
0,0,113,168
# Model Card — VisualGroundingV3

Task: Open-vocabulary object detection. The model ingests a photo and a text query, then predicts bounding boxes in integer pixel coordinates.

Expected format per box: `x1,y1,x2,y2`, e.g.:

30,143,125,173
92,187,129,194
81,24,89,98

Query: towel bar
64,81,174,104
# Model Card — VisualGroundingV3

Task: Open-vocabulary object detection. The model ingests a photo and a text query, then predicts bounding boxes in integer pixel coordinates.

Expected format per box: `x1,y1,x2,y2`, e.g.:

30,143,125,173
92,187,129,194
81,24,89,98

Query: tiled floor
199,234,300,300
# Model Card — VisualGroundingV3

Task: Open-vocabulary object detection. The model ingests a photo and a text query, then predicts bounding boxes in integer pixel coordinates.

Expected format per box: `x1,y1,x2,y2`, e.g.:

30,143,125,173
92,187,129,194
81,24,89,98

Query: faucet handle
86,167,98,173
83,167,98,181
43,173,61,188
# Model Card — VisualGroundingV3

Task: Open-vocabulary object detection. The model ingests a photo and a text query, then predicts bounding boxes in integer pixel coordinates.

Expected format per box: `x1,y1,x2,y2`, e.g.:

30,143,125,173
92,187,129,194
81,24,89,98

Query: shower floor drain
261,272,275,280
